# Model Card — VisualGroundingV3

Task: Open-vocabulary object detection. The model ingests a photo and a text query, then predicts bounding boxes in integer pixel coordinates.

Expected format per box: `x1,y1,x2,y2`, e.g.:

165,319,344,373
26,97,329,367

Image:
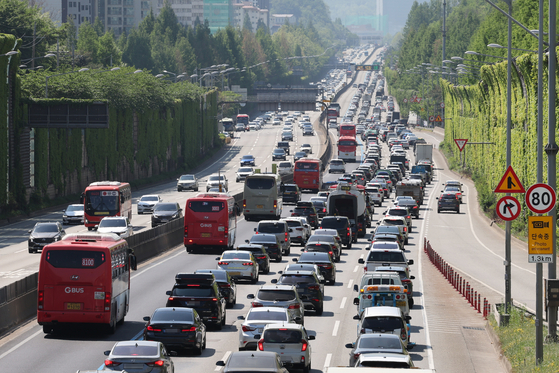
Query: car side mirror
292,258,298,262
354,284,358,292
408,259,414,265
410,276,415,280
247,294,255,299
353,297,359,305
216,361,226,367
237,315,245,320
130,254,137,271
245,240,250,244
216,257,221,260
166,291,172,296
289,228,293,233
436,197,439,200
271,279,278,284
143,316,150,322
28,230,32,234
406,316,412,321
308,335,315,340
358,258,364,264
320,279,326,284
104,350,111,356
352,315,360,320
254,228,257,231
295,316,302,323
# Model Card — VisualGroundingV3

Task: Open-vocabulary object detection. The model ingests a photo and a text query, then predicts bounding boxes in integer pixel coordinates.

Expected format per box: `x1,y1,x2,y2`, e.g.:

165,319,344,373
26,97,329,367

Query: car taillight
273,199,277,209
308,285,320,290
329,251,333,256
104,292,111,312
347,227,350,237
38,290,44,310
364,266,368,271
218,261,229,265
353,353,361,360
323,208,326,213
146,360,166,367
288,304,300,309
285,232,288,242
104,360,121,367
403,227,407,232
258,339,264,351
301,340,308,351
251,302,263,307
401,328,407,342
147,325,162,332
182,326,197,332
242,262,254,266
221,283,231,288
243,199,246,208
243,325,257,332
406,216,410,219
257,256,266,259
184,225,188,238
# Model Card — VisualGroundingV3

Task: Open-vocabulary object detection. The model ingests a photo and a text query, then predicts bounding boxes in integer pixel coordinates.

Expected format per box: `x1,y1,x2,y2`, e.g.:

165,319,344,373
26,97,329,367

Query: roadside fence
424,237,491,318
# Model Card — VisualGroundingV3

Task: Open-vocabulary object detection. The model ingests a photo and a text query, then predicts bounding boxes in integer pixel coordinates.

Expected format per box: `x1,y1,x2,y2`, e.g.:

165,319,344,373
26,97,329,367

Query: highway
0,46,512,372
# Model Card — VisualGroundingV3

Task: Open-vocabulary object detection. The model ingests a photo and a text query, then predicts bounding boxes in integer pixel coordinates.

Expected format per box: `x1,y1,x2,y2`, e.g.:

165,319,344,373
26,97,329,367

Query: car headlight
62,214,68,218
172,213,178,219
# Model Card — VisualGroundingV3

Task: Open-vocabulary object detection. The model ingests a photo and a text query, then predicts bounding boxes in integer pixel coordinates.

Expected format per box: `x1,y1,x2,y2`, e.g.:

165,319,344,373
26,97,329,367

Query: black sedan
152,202,183,228
294,251,336,285
236,244,271,274
143,307,206,354
195,269,237,307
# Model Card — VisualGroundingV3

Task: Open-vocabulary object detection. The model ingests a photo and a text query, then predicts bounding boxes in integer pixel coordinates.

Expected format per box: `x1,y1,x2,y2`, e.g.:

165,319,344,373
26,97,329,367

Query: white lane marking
215,351,231,371
324,353,332,368
0,329,42,361
14,248,28,253
353,265,359,273
347,279,354,289
340,297,347,309
132,329,144,340
332,320,340,336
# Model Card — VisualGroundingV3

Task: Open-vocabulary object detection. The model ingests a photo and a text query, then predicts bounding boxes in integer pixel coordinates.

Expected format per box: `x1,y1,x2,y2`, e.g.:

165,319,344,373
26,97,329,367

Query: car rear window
222,252,251,260
172,287,214,297
293,207,313,214
279,275,316,285
257,289,296,301
263,329,302,343
387,209,407,216
151,309,194,322
258,223,285,233
247,310,288,321
368,251,405,262
112,345,158,356
285,220,301,227
284,185,298,192
321,218,347,229
362,316,404,331
295,162,318,170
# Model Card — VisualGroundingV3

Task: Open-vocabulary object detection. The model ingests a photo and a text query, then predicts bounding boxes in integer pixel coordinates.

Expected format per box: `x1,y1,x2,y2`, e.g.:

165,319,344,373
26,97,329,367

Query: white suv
206,174,228,191
258,323,314,372
96,217,133,238
329,159,345,174
281,218,311,245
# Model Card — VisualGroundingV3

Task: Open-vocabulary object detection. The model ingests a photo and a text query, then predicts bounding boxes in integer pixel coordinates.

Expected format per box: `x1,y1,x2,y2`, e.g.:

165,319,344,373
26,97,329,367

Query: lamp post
45,68,89,98
2,50,18,203
19,53,55,69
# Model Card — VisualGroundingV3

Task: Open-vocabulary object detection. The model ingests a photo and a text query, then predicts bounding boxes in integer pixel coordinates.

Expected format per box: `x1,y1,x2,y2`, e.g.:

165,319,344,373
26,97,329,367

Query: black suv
195,269,237,308
320,216,353,248
277,141,290,155
294,251,336,285
437,192,460,213
396,199,420,218
28,222,66,253
273,270,325,315
246,234,283,262
165,273,227,329
283,184,301,204
290,202,318,229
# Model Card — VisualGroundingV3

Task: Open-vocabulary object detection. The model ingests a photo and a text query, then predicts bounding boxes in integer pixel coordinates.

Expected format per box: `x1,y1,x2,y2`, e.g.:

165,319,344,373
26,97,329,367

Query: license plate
201,233,211,238
165,328,179,333
66,303,81,310
256,205,264,209
258,328,264,333
396,301,407,307
123,364,143,369
228,271,241,276
303,181,309,184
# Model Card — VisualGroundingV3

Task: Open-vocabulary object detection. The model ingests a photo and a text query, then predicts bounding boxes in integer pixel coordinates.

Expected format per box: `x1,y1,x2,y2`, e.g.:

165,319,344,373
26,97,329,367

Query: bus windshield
85,191,119,215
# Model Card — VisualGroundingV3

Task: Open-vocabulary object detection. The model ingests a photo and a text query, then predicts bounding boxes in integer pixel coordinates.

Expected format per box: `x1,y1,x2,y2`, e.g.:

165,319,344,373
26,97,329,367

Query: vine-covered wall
442,50,558,230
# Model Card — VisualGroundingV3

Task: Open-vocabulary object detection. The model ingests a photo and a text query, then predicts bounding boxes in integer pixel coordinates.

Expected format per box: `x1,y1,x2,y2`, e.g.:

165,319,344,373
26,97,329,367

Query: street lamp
45,68,89,98
488,43,537,53
465,50,506,59
163,70,177,83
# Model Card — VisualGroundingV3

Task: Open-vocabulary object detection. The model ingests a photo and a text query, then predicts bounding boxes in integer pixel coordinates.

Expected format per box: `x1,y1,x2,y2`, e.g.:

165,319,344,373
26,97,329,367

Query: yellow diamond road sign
528,216,553,263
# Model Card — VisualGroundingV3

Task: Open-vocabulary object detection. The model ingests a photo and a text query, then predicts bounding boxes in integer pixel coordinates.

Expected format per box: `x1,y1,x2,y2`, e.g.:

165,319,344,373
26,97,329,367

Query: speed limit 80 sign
525,183,557,214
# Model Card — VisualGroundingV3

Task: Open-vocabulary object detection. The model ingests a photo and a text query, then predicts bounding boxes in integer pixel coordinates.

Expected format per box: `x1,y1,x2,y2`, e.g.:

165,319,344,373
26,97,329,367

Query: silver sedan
216,250,259,283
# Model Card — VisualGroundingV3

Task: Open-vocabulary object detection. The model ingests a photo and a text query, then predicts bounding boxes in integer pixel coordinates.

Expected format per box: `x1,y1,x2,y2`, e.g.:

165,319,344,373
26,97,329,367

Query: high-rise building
204,0,233,34
153,0,204,29
233,1,267,31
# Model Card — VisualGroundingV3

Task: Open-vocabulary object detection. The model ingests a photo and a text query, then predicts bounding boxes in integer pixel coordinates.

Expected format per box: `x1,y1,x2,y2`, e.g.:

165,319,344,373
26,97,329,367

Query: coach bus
338,136,358,163
243,173,283,221
37,233,137,334
184,193,237,253
294,158,322,193
82,181,132,230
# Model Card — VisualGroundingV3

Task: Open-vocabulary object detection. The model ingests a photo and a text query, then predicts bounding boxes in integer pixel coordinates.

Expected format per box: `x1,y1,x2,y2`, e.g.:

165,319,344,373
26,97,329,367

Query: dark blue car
240,154,256,166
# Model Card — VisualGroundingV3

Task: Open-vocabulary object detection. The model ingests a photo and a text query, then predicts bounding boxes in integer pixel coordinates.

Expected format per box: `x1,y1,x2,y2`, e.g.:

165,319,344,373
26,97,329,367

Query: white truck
415,143,433,164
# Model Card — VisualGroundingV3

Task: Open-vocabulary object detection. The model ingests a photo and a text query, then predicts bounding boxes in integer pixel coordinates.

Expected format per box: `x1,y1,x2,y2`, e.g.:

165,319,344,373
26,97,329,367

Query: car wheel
195,187,199,191
328,278,336,286
409,226,413,233
276,254,282,263
405,238,409,245
264,264,270,274
457,208,460,214
285,247,291,255
409,298,415,308
437,209,441,213
28,248,35,254
315,303,323,316
42,325,53,334
251,273,258,284
222,312,226,326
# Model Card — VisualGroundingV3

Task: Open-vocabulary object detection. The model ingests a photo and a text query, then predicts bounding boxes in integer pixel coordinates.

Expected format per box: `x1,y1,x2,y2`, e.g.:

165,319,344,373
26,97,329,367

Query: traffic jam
27,48,461,373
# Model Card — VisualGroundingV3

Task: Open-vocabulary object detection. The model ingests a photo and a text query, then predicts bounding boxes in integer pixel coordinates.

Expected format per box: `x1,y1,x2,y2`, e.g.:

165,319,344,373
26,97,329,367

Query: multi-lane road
0,47,523,372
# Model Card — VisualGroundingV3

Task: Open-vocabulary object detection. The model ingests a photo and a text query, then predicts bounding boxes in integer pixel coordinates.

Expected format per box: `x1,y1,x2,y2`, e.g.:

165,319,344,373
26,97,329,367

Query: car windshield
66,205,83,212
263,329,302,343
180,175,194,181
247,310,288,321
154,203,177,212
242,155,253,159
140,196,159,202
238,168,253,173
273,149,285,154
152,309,194,322
280,275,316,284
222,252,251,260
99,219,126,228
257,289,296,301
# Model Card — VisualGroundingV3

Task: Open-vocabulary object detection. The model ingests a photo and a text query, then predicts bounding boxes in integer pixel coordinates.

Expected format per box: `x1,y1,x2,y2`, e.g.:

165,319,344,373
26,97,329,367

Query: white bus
243,173,283,221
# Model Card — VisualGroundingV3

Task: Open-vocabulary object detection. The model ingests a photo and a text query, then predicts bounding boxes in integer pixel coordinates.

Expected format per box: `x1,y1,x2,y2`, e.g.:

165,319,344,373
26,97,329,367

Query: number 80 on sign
525,183,557,214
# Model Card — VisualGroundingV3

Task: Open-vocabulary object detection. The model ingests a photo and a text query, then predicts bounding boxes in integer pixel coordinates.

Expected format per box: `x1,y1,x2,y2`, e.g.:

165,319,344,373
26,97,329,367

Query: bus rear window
246,178,275,190
45,250,105,269
339,140,357,146
189,201,224,212
295,162,318,170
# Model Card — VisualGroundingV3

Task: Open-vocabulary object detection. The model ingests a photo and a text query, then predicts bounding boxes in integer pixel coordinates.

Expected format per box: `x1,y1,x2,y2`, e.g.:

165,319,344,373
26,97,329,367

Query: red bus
184,193,237,253
37,233,137,334
82,181,132,230
294,158,322,193
339,123,356,138
338,136,358,163
236,114,250,128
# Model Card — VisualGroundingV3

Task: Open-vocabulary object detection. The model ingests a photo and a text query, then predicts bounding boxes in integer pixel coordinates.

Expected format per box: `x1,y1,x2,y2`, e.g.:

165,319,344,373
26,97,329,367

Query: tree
77,21,99,64
243,13,253,33
156,0,180,44
122,28,154,70
174,36,197,75
139,8,156,35
97,30,121,66
93,17,105,37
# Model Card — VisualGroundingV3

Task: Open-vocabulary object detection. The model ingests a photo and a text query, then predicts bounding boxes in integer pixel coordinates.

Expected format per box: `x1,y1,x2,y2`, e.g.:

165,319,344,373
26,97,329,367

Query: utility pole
32,22,36,69
442,0,446,128
56,38,60,69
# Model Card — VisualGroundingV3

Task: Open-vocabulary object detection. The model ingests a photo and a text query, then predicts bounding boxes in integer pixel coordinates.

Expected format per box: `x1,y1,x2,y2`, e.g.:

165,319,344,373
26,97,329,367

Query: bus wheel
42,325,52,334
107,311,117,334
87,227,93,231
